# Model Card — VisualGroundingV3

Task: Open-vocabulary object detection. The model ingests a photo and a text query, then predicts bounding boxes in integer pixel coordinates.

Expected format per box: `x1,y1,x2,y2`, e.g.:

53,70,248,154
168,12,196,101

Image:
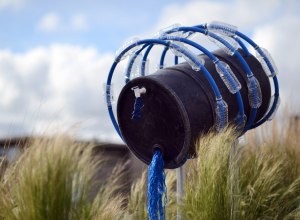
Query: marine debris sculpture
105,21,280,220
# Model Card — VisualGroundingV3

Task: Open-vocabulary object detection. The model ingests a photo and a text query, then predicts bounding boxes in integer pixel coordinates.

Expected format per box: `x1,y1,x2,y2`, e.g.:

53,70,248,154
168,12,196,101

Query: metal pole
176,166,184,220
230,139,240,220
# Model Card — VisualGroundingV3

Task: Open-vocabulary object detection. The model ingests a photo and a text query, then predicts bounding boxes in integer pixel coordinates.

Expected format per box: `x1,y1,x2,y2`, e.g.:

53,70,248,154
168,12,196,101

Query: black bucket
117,49,271,169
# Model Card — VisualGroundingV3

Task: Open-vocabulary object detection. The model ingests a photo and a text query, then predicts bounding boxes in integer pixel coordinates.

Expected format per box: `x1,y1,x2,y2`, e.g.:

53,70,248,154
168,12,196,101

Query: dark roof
0,136,30,147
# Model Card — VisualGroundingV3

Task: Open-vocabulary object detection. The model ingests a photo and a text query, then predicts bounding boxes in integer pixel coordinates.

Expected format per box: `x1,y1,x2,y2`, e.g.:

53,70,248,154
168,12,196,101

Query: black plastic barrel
117,49,271,169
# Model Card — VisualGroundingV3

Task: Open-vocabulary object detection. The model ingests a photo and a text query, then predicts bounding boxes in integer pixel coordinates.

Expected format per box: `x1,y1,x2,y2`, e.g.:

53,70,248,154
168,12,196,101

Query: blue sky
0,0,299,142
0,0,195,52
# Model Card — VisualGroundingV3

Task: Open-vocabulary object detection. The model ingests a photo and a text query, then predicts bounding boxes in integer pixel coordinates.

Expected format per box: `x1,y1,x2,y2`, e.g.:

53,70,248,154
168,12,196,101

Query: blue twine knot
148,149,167,220
131,96,144,119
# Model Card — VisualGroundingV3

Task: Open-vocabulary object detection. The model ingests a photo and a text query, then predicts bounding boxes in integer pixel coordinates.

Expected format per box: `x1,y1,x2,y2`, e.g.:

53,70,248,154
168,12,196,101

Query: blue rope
107,38,225,138
196,23,280,129
148,149,167,220
131,96,144,119
159,27,253,129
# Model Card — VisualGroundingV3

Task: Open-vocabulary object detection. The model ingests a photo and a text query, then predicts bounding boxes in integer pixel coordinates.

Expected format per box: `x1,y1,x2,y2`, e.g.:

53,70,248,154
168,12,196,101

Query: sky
0,0,299,142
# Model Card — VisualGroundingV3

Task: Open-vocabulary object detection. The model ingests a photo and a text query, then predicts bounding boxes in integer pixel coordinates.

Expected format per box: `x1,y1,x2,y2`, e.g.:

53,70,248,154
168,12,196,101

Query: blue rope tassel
131,97,144,119
148,149,167,220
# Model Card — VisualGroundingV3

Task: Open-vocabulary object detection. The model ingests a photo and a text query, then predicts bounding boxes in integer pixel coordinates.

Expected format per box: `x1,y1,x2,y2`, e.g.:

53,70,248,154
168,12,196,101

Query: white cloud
37,13,89,32
151,0,283,33
149,0,300,115
252,14,300,109
71,14,88,31
2,0,300,141
0,0,25,9
37,12,60,32
0,45,123,142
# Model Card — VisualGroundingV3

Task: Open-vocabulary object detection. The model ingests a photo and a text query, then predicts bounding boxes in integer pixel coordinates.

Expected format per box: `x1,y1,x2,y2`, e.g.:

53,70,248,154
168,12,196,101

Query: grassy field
1,117,300,219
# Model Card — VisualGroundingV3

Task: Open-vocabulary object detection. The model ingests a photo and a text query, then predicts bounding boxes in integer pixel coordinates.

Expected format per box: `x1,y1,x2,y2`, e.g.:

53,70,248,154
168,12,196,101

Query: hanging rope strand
148,148,167,220
131,96,144,119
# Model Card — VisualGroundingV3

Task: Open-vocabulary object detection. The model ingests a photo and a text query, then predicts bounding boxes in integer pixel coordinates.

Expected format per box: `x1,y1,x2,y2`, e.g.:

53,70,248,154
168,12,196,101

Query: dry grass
0,136,125,220
183,116,300,220
239,116,300,219
182,128,236,220
1,115,300,219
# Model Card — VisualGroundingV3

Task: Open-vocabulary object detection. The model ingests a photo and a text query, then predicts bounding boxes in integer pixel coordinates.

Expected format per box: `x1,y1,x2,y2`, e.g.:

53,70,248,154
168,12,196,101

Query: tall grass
239,117,300,219
183,119,300,220
183,129,235,220
1,117,300,220
0,135,177,220
0,136,125,220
